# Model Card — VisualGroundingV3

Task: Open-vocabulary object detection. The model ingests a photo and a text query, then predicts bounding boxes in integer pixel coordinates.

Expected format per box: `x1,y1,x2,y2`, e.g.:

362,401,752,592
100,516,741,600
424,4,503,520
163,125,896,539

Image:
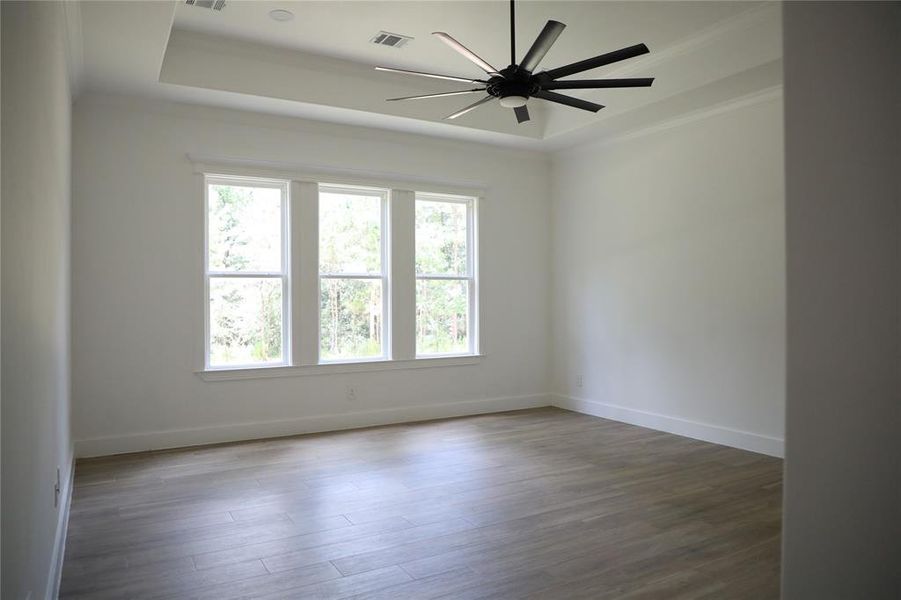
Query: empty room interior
1,1,898,599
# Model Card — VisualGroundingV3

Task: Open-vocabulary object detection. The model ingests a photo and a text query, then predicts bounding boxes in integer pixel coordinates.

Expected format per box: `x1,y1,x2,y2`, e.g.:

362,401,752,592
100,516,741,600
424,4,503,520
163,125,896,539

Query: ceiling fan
375,0,654,124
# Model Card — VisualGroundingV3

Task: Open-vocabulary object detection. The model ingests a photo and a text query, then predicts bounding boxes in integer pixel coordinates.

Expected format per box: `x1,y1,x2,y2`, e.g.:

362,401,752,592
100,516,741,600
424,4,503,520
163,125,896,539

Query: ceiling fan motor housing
487,67,540,101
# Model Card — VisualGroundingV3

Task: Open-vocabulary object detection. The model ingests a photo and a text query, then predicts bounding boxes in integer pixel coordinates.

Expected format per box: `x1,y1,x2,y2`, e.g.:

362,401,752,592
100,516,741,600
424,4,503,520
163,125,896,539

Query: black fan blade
446,95,495,120
374,66,486,84
433,32,503,77
542,43,649,80
387,89,486,102
519,21,566,73
534,90,604,113
542,77,654,90
514,105,530,123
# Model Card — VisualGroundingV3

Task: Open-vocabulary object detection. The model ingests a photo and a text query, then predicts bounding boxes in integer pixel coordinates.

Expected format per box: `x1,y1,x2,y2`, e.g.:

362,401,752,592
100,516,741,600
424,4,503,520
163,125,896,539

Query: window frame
203,174,291,370
316,183,391,364
195,161,484,379
414,192,479,358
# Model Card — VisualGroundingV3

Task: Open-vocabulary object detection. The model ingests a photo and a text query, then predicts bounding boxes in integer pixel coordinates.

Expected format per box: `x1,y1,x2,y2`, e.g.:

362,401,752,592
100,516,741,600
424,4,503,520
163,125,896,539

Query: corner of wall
47,451,75,600
545,91,786,459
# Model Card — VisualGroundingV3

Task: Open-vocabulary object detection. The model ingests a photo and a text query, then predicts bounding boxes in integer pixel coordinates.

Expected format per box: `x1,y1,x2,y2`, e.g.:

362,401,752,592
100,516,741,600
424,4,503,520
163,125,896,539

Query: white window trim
187,154,487,197
203,175,291,371
317,184,391,364
196,161,484,379
198,354,483,381
415,193,479,358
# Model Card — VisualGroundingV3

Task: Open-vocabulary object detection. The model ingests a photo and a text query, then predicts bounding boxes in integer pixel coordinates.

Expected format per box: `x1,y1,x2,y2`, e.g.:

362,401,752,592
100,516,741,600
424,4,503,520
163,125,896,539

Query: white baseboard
552,394,784,458
74,394,551,458
47,452,75,600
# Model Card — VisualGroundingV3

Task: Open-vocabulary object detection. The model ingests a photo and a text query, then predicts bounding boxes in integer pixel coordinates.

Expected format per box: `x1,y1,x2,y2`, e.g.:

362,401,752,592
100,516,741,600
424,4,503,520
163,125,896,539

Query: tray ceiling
74,1,783,150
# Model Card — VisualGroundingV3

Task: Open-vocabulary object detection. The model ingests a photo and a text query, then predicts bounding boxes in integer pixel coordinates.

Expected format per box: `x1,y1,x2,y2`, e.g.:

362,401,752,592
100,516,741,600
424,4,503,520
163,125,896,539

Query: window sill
197,355,484,381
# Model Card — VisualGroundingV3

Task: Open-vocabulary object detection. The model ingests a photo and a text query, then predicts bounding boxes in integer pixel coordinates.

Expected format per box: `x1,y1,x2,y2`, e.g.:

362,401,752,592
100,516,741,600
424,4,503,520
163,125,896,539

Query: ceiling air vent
371,31,413,49
185,0,226,11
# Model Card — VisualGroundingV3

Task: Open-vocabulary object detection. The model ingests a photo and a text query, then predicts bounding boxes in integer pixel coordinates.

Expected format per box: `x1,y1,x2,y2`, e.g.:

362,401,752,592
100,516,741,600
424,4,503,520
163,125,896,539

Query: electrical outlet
54,467,61,508
345,385,357,402
576,375,583,389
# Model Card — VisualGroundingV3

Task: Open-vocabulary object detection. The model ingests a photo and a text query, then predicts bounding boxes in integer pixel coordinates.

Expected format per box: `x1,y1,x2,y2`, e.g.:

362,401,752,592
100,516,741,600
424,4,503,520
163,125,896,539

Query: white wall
782,2,900,597
1,2,74,599
71,95,551,457
550,94,786,456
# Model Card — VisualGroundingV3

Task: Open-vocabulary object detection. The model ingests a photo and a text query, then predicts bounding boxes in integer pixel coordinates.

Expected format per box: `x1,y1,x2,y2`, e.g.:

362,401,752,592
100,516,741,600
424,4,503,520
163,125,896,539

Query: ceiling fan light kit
375,0,654,124
499,96,528,108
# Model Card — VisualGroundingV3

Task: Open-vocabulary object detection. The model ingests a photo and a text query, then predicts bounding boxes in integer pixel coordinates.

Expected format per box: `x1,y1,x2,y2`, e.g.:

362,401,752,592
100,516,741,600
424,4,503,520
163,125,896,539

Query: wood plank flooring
60,407,782,599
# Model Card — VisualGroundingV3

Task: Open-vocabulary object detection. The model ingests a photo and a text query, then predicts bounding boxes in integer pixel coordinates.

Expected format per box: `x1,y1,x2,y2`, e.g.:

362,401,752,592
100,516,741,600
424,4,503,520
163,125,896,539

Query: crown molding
556,84,783,157
606,2,781,78
610,85,783,144
540,2,782,150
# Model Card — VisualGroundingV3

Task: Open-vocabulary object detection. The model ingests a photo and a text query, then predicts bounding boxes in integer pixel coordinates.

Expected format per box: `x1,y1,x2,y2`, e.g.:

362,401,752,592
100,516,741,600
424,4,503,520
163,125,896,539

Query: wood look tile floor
60,408,782,599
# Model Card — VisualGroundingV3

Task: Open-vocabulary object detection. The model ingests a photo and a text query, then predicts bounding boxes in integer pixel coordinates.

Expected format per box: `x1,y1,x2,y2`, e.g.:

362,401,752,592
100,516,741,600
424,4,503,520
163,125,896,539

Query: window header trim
189,154,488,197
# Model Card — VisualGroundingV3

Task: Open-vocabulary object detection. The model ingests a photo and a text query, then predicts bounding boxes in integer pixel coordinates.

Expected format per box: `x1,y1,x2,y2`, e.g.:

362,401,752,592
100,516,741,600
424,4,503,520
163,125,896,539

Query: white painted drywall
550,93,786,456
781,2,901,597
1,2,74,598
71,95,551,456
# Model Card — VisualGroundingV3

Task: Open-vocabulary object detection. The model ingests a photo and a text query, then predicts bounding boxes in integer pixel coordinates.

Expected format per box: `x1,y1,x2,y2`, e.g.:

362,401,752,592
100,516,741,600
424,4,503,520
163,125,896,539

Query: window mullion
390,189,416,361
292,180,320,366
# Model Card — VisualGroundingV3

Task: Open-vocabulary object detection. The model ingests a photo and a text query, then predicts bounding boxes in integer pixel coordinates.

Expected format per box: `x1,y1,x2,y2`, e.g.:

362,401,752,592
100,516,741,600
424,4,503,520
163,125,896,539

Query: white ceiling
173,1,754,78
73,0,783,151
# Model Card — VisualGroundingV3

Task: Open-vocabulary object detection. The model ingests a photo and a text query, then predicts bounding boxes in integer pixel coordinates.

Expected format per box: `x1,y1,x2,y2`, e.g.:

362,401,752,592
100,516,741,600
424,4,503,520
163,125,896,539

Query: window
205,176,289,368
415,194,476,356
318,185,388,362
199,168,481,375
